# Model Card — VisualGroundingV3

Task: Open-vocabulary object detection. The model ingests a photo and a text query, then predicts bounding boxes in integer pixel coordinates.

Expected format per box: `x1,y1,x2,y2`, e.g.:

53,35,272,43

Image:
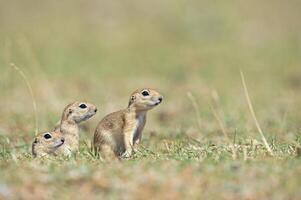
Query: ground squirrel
32,131,65,157
93,88,163,160
32,101,97,157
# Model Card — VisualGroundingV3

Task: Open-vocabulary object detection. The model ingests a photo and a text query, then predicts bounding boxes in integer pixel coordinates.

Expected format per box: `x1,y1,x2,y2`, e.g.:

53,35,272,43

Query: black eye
79,104,87,109
141,90,149,96
44,133,52,139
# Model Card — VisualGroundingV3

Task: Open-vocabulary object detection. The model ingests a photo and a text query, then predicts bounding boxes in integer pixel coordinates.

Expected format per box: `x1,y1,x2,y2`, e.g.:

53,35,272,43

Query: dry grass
10,63,39,136
240,71,274,156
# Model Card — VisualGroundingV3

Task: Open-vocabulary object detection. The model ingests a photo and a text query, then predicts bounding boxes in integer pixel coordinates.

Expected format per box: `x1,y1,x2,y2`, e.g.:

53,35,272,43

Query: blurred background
0,0,300,146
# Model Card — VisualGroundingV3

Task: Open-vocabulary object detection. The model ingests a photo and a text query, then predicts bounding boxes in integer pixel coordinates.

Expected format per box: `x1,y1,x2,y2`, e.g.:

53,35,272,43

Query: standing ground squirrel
32,101,97,157
93,88,163,160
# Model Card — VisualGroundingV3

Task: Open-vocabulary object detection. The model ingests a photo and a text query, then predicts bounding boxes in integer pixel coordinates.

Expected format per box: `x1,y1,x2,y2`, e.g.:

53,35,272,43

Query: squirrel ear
32,138,38,157
66,109,73,118
128,96,136,107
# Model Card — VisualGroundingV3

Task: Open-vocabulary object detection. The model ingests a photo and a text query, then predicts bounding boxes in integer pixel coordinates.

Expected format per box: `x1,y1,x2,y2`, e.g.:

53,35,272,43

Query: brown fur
32,101,97,157
32,131,65,157
93,88,163,160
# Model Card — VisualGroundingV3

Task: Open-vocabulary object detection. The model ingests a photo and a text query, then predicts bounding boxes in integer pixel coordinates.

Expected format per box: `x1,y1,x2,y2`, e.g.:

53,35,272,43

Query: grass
0,0,301,199
0,137,300,199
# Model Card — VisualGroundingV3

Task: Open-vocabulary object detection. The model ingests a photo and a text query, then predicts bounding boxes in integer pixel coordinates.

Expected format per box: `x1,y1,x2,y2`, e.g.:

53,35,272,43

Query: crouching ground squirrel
32,131,65,157
93,88,163,160
32,101,97,157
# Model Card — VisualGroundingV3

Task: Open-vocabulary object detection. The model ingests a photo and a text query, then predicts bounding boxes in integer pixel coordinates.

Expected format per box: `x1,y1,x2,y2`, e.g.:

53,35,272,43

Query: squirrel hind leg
99,144,119,162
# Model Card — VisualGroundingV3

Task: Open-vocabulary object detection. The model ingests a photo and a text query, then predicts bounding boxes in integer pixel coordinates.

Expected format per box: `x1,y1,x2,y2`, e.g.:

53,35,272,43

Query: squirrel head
32,131,65,157
128,88,163,111
62,101,97,124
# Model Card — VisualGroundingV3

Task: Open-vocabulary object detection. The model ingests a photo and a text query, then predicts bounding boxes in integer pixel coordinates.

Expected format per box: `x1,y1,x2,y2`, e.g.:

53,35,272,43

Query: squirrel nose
158,97,163,102
61,138,65,143
94,108,98,113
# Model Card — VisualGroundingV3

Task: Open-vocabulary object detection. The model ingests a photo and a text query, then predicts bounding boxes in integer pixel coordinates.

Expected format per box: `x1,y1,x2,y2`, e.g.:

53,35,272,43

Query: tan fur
32,131,65,157
32,101,97,157
93,88,163,160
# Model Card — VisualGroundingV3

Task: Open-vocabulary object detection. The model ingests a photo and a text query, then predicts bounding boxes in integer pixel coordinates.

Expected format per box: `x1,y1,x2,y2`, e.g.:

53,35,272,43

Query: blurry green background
0,0,301,199
1,0,300,139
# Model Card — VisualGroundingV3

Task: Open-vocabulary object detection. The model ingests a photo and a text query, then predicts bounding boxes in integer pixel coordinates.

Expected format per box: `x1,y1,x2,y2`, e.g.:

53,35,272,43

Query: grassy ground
0,0,301,199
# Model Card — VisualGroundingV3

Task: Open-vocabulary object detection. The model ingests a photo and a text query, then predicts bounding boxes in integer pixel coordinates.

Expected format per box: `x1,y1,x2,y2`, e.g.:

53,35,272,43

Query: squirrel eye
44,133,52,139
79,104,87,109
141,90,149,96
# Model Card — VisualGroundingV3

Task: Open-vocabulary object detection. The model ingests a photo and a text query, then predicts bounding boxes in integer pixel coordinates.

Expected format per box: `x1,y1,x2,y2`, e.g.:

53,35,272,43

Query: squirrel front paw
121,150,132,158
